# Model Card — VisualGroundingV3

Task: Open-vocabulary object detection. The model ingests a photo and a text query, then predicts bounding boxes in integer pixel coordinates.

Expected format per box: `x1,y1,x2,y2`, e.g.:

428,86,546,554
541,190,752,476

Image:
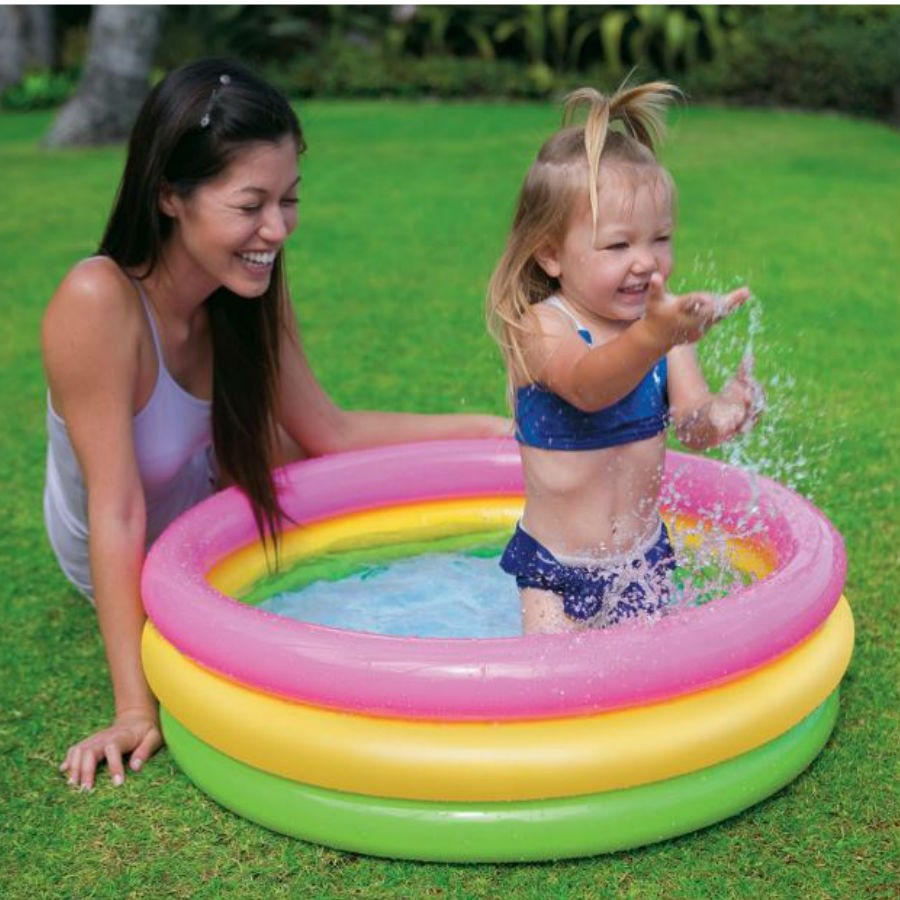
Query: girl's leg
520,587,582,634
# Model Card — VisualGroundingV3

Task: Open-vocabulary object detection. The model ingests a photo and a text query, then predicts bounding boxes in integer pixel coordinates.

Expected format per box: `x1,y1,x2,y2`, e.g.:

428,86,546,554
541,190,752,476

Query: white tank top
43,279,216,597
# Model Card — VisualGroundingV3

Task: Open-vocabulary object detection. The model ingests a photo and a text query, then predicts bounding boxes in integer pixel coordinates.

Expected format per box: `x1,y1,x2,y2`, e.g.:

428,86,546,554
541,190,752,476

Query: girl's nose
631,246,657,274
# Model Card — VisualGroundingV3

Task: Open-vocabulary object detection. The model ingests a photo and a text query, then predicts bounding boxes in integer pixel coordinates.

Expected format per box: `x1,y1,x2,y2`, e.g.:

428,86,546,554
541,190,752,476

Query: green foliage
256,5,900,123
566,4,730,77
686,6,900,123
267,47,552,100
1,68,78,111
13,5,898,122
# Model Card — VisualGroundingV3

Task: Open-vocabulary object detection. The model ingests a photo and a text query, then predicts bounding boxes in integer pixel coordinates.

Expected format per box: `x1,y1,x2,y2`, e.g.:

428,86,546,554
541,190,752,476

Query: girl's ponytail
563,79,682,234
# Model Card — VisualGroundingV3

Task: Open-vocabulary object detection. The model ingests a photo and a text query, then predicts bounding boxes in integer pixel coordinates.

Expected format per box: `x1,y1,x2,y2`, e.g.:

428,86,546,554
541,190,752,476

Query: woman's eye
281,197,299,207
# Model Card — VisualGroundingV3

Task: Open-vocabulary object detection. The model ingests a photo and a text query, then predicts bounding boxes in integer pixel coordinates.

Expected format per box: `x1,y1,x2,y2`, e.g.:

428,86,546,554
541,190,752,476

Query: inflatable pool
141,439,852,862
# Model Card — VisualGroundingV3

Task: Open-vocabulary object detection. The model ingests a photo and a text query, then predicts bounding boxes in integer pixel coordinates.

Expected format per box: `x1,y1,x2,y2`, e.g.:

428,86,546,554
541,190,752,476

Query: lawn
1,98,898,899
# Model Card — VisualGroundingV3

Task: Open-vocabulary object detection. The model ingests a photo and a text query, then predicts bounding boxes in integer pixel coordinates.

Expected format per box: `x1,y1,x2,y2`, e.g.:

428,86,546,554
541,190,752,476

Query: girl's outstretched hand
60,708,162,791
643,273,750,348
708,354,766,442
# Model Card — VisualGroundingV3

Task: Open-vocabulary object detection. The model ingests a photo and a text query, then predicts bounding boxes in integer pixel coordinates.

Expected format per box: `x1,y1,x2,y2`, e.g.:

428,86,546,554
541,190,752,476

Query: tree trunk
0,6,26,92
43,5,164,148
23,5,55,68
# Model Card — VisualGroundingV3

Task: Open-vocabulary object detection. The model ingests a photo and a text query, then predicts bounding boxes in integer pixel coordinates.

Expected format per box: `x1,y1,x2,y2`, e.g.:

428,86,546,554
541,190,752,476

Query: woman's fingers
105,742,126,787
130,725,163,772
60,717,161,790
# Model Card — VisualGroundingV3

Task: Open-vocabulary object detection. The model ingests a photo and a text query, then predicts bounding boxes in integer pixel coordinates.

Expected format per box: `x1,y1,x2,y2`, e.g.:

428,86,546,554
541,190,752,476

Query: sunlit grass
1,101,898,899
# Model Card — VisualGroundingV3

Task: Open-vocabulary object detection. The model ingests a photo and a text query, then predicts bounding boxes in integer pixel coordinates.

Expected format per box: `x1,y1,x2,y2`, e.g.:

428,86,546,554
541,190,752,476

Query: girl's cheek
659,250,674,277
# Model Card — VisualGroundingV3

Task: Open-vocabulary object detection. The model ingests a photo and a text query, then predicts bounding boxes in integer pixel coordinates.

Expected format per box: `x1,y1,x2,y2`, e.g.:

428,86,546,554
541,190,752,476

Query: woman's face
160,135,300,298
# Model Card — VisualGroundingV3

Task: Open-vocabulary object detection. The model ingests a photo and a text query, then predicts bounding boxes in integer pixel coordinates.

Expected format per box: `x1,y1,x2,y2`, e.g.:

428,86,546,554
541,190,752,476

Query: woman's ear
534,244,562,279
158,180,179,218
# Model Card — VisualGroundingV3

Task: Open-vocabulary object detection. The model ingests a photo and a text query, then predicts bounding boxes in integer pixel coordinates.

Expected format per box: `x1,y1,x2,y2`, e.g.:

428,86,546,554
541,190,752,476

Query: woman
43,58,506,790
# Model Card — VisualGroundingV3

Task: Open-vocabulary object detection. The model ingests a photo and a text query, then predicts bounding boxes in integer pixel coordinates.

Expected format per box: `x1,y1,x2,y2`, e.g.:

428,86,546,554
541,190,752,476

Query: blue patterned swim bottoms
499,519,677,627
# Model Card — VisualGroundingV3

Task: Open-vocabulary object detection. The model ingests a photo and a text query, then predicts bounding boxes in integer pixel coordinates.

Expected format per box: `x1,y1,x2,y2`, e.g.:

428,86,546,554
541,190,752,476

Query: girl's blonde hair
486,79,682,394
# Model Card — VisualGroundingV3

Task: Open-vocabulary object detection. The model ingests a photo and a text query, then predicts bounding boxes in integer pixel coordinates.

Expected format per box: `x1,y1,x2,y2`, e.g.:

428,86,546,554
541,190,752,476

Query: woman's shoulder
55,255,135,305
43,257,145,372
45,257,141,332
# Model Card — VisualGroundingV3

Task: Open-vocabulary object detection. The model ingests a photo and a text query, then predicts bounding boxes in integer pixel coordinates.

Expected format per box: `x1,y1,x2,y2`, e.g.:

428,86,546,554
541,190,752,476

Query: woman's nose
259,205,289,243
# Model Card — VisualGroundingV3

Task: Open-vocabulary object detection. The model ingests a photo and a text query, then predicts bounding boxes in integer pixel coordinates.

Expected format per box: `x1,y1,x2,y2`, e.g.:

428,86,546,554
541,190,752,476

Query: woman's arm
276,300,509,457
43,261,162,789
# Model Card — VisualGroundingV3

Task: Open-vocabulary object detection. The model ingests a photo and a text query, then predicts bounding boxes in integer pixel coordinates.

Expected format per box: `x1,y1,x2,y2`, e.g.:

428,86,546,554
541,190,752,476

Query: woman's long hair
100,58,305,549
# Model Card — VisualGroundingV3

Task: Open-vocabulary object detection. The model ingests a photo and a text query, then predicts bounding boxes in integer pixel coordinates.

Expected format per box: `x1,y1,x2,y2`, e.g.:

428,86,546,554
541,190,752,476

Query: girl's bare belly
519,434,666,559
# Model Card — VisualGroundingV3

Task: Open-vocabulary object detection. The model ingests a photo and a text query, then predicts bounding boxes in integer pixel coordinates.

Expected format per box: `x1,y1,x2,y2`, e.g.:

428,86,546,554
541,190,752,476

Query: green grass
1,101,898,898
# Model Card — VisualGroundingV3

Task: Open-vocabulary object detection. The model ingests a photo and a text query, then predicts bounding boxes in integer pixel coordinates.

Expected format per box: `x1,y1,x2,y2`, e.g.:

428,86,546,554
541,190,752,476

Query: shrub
268,46,557,101
1,68,79,112
684,7,900,123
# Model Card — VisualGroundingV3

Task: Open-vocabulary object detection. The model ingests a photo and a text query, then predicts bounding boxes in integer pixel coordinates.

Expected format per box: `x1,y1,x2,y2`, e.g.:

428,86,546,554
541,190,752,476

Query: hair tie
200,74,231,128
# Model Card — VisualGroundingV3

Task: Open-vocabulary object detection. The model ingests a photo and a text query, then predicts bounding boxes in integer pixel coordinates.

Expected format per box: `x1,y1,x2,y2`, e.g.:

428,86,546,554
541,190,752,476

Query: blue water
259,551,524,638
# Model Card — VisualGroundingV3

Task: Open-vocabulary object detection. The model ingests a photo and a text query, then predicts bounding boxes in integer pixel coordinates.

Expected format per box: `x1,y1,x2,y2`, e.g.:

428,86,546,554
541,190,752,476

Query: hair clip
200,74,232,128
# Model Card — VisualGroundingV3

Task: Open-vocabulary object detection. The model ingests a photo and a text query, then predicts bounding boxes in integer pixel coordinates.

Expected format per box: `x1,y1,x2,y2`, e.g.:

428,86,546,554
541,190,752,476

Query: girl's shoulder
532,295,576,329
531,295,593,344
515,296,594,389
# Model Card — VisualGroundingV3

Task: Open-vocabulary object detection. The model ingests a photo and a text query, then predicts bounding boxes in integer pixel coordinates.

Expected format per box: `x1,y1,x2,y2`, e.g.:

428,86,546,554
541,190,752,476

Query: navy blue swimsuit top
515,297,669,451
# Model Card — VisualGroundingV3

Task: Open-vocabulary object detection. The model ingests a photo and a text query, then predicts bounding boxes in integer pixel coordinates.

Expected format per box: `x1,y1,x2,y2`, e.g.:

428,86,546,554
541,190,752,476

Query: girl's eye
656,235,671,243
605,242,628,251
281,197,299,207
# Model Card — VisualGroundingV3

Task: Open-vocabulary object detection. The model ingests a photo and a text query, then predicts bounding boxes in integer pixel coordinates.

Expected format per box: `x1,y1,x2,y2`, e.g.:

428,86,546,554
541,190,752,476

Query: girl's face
539,168,674,327
160,135,300,298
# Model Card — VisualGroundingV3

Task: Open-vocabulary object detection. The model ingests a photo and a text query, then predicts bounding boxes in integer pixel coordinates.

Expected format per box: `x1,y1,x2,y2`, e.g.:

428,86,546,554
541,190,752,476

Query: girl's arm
276,299,509,457
667,345,764,450
43,263,162,790
527,275,750,413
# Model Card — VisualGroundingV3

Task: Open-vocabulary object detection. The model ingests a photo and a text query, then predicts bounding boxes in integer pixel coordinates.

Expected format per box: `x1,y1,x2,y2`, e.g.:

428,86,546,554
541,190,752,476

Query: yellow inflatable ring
142,598,853,802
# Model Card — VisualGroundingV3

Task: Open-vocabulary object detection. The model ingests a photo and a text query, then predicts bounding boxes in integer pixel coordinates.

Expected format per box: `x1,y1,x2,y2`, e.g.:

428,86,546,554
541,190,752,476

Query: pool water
256,540,752,639
260,549,523,638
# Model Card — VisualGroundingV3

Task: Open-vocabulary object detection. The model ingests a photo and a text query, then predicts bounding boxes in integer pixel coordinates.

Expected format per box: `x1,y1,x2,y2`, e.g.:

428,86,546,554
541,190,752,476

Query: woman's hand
644,273,750,349
60,707,162,791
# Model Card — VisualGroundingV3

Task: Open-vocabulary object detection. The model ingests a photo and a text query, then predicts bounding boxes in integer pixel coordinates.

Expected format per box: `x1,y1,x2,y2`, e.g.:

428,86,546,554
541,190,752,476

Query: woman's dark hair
100,58,306,549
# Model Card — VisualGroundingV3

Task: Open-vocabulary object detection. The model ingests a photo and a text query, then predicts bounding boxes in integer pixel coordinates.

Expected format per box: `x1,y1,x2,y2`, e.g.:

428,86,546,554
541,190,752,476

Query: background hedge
4,5,899,124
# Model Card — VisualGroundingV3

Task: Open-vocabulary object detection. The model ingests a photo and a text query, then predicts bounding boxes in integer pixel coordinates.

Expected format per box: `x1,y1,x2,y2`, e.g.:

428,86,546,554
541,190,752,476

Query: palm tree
44,5,164,148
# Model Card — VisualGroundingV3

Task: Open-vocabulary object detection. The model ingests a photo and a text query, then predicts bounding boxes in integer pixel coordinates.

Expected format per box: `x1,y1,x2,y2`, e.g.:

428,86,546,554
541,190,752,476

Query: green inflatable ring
161,691,839,862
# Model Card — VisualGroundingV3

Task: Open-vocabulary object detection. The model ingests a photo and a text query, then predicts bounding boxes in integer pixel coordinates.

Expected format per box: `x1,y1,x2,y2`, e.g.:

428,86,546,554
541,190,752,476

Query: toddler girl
487,81,763,634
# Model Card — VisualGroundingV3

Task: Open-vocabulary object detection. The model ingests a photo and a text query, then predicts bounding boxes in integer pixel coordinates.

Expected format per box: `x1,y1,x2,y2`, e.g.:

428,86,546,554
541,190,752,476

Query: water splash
661,254,843,606
675,253,841,502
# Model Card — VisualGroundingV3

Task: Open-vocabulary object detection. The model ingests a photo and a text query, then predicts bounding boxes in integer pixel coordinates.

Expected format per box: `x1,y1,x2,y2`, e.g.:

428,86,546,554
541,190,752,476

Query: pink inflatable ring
141,439,846,721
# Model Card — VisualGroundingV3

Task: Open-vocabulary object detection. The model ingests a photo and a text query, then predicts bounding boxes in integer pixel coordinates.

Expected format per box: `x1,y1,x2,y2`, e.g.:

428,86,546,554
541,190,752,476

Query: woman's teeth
239,251,276,266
